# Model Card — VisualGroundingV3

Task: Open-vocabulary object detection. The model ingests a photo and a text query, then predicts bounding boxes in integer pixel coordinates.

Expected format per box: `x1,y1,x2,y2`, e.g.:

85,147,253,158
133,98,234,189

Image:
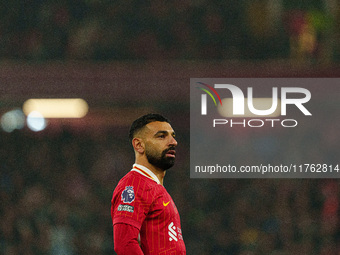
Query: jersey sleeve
112,178,154,230
114,223,144,255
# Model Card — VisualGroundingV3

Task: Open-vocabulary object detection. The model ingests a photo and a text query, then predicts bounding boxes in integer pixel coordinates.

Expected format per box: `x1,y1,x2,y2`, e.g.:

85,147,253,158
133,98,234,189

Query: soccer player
111,113,186,254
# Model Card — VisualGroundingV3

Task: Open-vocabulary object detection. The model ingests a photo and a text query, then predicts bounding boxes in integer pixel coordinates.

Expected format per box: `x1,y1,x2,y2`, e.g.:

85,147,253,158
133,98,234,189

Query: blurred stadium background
1,0,340,254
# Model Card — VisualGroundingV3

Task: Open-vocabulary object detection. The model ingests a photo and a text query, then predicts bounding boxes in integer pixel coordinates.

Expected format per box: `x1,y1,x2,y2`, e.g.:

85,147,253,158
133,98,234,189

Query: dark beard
146,147,176,171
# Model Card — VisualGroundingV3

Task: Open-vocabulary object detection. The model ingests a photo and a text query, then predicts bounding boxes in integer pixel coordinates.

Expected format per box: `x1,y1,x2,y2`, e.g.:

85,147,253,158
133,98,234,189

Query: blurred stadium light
23,98,89,118
0,109,25,132
26,111,47,132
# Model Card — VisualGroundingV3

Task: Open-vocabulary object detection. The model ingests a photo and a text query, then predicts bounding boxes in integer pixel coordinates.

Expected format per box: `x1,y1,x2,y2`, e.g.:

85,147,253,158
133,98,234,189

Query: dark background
1,1,340,254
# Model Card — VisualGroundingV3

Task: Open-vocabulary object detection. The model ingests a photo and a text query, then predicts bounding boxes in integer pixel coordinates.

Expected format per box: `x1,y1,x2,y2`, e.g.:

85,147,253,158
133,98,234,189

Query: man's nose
169,136,178,147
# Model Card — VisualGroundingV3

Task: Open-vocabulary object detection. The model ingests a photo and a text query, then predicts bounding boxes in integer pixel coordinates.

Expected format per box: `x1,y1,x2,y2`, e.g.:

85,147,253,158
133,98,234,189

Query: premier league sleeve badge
121,186,135,203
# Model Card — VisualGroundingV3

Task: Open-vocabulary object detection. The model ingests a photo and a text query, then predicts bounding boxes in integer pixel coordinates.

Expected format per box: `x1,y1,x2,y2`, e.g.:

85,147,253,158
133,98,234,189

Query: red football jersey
111,164,186,255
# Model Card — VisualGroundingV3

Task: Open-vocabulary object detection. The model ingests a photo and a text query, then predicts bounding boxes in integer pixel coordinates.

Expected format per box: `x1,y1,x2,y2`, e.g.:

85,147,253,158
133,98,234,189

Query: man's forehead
145,121,174,133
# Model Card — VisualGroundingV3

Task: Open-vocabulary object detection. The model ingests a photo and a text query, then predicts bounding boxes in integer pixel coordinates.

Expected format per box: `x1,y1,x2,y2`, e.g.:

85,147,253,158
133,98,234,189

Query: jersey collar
131,164,161,185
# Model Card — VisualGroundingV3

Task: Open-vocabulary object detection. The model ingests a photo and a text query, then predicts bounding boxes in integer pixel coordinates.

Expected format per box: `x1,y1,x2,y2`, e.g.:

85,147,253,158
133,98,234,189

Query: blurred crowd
0,107,339,254
0,0,338,61
0,128,128,254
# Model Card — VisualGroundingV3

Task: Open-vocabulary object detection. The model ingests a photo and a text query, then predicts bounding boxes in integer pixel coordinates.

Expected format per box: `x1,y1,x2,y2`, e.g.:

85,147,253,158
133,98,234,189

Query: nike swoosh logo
163,201,170,207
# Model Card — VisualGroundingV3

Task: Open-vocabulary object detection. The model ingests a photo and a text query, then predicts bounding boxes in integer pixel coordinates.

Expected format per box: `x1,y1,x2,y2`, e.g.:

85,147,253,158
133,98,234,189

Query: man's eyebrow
154,130,176,136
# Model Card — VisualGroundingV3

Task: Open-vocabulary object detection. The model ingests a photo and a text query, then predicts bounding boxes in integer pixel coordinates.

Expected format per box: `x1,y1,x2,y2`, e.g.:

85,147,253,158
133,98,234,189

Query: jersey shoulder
112,171,159,203
120,170,158,188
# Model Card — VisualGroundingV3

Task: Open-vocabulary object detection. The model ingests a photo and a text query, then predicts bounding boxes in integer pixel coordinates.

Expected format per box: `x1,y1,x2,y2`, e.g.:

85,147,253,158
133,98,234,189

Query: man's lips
165,149,176,158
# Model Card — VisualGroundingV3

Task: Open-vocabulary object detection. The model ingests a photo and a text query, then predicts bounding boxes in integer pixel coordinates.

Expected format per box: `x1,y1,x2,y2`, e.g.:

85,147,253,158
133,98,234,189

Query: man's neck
135,160,166,185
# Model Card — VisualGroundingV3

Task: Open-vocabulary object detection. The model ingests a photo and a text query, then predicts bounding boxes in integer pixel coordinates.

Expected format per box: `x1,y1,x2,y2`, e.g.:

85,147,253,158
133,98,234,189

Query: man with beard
111,113,186,255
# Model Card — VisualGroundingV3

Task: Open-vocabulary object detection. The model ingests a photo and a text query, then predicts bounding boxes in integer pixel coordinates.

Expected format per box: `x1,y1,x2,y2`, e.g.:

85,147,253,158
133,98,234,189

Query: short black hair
129,113,170,141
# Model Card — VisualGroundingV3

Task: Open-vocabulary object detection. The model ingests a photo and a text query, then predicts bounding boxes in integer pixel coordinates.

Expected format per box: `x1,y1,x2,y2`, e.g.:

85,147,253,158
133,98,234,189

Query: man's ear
132,137,145,154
